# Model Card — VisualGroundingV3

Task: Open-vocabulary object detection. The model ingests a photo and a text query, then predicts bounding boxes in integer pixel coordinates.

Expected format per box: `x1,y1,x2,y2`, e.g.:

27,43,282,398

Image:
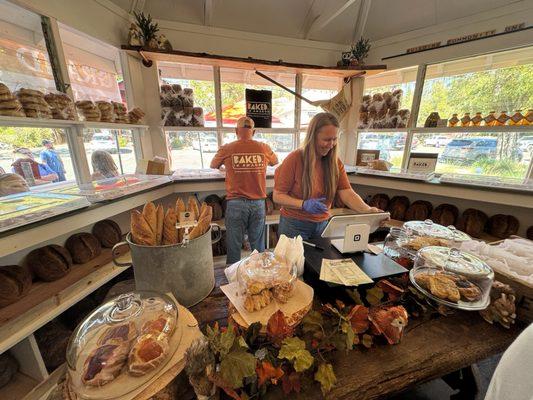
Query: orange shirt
211,139,278,199
274,149,351,222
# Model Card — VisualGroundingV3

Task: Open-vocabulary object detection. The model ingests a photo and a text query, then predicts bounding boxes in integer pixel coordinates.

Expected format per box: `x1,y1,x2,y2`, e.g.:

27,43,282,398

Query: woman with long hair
273,112,381,239
91,150,119,180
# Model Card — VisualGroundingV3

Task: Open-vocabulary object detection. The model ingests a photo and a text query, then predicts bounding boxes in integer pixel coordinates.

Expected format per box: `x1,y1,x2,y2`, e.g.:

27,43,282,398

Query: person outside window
210,116,279,264
40,139,66,182
91,150,119,180
273,112,382,240
11,147,58,185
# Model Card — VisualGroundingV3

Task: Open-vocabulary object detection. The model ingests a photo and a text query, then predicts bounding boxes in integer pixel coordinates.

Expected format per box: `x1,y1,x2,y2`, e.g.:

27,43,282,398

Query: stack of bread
159,84,205,127
128,107,145,124
76,100,101,121
358,89,410,129
15,88,52,119
44,93,76,120
95,101,115,122
0,83,26,117
130,197,212,246
112,101,129,123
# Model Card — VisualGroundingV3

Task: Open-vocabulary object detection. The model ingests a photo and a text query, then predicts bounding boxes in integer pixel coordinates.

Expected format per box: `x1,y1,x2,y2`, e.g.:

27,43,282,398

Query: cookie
454,278,482,302
428,274,460,302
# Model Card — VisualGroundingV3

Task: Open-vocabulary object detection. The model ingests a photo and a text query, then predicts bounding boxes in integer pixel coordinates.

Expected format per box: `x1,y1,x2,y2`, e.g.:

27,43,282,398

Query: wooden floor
188,258,521,400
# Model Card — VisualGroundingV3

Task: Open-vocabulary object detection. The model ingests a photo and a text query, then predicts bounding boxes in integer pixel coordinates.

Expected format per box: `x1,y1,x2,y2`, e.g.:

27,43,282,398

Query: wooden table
187,258,522,399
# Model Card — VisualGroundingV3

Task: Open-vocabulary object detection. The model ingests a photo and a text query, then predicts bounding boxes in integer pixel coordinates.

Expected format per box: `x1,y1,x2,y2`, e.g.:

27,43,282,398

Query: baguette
142,202,157,235
131,210,156,246
162,208,178,245
187,196,200,220
177,228,184,244
175,198,186,221
199,202,208,219
189,205,212,240
155,205,164,245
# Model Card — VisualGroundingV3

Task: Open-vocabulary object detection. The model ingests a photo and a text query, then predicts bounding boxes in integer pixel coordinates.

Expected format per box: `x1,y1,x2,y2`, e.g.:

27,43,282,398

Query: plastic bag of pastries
171,84,182,97
65,232,102,264
159,84,174,107
15,88,52,119
357,111,369,129
92,219,122,248
128,107,145,124
383,91,393,109
192,107,204,127
456,208,488,238
431,204,459,227
387,196,410,221
368,93,385,115
0,84,25,117
0,264,32,307
487,214,519,239
112,101,129,123
95,101,115,122
76,100,101,121
391,89,403,110
405,200,433,221
178,109,193,126
181,88,194,108
25,244,72,281
44,92,76,120
369,193,389,210
360,94,371,113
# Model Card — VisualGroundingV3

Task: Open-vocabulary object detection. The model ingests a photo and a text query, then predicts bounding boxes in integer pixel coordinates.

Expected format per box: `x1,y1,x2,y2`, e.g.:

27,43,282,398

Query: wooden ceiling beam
305,0,358,39
204,0,214,26
352,0,372,43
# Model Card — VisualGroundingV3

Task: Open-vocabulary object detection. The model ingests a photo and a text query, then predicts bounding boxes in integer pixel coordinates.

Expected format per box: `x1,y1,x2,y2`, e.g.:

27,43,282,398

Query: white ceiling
109,0,523,44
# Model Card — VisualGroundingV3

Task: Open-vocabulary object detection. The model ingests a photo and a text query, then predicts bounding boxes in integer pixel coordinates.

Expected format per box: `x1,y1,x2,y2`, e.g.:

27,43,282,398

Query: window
159,62,215,127
167,130,217,169
59,23,125,103
223,132,293,162
357,131,408,170
419,47,533,126
300,75,342,130
220,68,296,128
84,129,137,180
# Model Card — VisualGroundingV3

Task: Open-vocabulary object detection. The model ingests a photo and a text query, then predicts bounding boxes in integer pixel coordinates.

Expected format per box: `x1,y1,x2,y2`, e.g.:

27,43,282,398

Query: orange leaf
266,310,294,346
347,304,369,334
256,361,284,387
281,370,301,395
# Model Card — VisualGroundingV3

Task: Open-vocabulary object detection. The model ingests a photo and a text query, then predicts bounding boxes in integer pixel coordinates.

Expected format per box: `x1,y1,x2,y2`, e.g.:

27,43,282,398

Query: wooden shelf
0,247,131,354
82,121,148,130
122,46,386,78
0,115,79,129
0,372,39,400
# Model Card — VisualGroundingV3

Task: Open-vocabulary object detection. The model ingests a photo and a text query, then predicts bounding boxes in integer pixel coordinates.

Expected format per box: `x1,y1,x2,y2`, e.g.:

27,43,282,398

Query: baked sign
232,153,266,171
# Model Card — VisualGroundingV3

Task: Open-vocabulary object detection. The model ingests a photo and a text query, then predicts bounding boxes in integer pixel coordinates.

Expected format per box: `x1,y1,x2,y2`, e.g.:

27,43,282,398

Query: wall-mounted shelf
162,126,217,132
356,128,408,133
0,115,79,129
411,125,533,133
82,121,149,130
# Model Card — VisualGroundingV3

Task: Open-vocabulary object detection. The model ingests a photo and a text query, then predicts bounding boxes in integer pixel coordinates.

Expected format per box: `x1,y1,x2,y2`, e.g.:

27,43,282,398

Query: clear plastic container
237,251,297,311
66,291,179,399
410,246,494,310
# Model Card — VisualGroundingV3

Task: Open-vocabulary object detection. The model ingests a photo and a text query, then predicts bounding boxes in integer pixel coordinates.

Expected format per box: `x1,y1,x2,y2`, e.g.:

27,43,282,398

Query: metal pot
112,225,221,307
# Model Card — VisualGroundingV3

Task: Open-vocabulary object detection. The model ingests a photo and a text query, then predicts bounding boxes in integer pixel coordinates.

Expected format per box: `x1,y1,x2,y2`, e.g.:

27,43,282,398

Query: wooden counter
189,259,521,400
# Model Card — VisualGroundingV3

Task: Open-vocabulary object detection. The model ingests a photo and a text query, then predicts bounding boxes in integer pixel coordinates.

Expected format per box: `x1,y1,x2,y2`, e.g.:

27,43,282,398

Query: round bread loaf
92,220,122,248
487,214,519,239
527,226,533,240
405,200,433,221
456,209,488,238
204,194,224,220
0,265,32,307
26,245,72,281
387,196,410,221
431,204,459,227
0,353,18,389
65,233,102,264
35,321,71,370
369,193,389,211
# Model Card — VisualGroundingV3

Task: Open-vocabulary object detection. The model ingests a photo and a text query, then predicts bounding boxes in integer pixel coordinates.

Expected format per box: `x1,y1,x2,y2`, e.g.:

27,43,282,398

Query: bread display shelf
0,371,39,399
411,125,533,133
0,115,149,130
0,246,131,354
82,121,149,130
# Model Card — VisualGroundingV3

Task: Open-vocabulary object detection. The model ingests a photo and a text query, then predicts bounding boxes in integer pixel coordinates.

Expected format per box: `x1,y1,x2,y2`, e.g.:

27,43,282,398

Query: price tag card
407,152,438,173
356,149,380,166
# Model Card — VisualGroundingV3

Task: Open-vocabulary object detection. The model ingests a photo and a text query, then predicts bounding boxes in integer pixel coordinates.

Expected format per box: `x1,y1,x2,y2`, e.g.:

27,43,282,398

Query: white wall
366,0,533,69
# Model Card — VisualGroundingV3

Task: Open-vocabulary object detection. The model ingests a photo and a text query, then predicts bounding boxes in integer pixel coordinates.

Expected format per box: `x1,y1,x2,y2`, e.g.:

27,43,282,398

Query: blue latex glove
302,197,328,214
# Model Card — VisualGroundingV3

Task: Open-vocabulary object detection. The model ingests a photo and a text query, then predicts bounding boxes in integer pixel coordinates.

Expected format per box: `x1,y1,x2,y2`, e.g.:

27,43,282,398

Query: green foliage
351,37,371,63
0,127,54,148
117,135,128,148
278,337,314,372
171,136,186,149
472,157,527,178
314,363,337,395
220,347,257,388
133,11,159,42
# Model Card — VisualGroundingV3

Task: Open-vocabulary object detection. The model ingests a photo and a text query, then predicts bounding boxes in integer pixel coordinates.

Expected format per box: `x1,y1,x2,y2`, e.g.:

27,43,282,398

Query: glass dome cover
410,246,493,310
66,291,180,399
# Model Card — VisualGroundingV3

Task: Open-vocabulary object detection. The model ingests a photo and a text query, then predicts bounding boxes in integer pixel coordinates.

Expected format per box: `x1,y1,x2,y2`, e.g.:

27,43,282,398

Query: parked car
441,137,521,164
91,132,117,152
195,137,218,152
518,135,533,153
425,135,450,147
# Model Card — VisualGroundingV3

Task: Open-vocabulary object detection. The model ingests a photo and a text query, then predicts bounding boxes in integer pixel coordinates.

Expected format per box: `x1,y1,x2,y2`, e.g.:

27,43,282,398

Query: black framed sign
246,89,272,128
407,153,439,173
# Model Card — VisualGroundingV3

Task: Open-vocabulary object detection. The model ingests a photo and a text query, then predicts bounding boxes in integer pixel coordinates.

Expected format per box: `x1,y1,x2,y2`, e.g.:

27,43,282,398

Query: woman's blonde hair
91,150,118,178
301,112,340,201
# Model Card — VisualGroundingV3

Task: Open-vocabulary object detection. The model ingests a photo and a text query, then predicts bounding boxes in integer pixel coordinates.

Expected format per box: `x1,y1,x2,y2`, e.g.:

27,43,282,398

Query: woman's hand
302,197,328,214
366,206,382,213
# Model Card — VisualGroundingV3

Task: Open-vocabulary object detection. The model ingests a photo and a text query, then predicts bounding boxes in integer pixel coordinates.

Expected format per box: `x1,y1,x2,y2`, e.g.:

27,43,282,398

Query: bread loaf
431,204,459,227
405,200,433,221
0,353,18,389
175,198,186,219
155,205,164,245
204,194,224,220
142,202,158,236
0,264,32,307
131,210,156,246
65,233,102,264
527,226,533,240
187,196,200,220
456,209,488,238
487,214,519,239
92,219,122,248
189,205,212,240
35,320,72,370
162,208,178,245
26,245,72,281
369,193,389,211
387,196,410,221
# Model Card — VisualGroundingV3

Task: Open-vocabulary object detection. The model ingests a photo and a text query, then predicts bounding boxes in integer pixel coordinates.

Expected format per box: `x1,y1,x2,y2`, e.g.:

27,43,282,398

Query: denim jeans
225,198,266,264
278,215,328,240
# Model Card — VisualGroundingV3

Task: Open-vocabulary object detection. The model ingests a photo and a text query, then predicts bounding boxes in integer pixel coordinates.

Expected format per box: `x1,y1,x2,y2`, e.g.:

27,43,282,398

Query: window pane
412,131,529,179
167,131,217,169
84,129,136,180
59,23,125,103
357,132,407,170
418,47,533,126
222,132,293,162
220,68,295,128
1,128,75,186
159,62,213,127
300,75,342,130
0,1,55,92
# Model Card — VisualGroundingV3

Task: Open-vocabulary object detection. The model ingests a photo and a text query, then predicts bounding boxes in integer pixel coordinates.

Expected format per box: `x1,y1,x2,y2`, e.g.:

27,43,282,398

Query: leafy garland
185,276,425,399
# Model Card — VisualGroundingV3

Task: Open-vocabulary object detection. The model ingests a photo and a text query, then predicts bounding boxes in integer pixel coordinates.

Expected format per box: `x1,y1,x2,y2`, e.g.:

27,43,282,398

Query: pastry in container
410,246,494,310
66,291,178,399
237,251,297,312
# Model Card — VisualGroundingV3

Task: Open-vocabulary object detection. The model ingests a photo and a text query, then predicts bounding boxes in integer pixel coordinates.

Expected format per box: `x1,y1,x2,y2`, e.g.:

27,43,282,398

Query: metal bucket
112,225,221,307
